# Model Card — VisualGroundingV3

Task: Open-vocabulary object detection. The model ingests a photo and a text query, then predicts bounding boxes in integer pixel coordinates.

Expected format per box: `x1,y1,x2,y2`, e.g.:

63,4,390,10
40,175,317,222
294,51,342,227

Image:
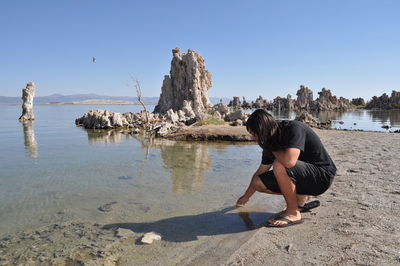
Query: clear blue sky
1,0,399,101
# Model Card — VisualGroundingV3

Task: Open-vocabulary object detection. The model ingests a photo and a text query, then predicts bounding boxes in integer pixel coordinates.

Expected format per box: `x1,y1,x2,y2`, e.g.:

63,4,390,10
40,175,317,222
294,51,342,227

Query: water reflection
84,129,134,144
21,121,38,158
369,109,400,127
83,129,215,193
269,109,296,120
261,109,400,131
139,137,212,193
313,110,345,122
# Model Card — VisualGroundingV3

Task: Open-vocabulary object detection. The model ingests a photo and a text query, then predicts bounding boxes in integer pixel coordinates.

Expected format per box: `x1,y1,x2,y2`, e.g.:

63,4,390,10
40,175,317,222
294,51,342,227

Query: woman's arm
236,163,272,206
272,148,300,168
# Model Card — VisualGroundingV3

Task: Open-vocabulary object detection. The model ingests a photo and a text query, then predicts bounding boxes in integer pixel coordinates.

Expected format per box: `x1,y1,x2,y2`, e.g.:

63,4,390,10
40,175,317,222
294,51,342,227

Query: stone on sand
141,232,161,244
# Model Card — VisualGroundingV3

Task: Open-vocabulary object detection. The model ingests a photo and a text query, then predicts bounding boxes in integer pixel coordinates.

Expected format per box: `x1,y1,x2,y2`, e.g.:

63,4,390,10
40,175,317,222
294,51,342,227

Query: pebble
285,244,294,253
98,202,118,212
38,255,48,262
141,232,161,244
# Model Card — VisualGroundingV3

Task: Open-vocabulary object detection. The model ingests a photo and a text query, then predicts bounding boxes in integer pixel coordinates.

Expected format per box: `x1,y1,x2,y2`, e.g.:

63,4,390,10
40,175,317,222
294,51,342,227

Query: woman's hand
236,195,250,207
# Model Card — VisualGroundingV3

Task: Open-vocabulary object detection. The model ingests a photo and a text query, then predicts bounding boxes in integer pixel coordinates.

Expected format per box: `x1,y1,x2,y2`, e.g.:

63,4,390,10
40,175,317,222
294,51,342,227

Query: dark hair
246,109,283,151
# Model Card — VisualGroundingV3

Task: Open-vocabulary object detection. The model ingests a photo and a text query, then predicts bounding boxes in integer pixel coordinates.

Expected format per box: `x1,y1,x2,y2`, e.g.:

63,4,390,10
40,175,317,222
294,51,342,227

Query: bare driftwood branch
128,74,149,124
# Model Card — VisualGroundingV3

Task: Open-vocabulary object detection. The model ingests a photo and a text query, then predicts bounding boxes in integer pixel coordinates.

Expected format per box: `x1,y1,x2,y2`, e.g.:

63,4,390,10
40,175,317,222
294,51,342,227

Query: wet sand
1,129,400,265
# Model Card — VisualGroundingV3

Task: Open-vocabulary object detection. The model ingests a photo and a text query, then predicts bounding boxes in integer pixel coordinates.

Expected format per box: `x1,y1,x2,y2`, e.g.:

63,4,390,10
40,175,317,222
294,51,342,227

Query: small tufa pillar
19,82,36,121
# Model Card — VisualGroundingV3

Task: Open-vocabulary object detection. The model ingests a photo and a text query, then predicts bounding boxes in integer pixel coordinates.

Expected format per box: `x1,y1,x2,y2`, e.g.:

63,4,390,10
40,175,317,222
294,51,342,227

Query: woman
237,109,336,227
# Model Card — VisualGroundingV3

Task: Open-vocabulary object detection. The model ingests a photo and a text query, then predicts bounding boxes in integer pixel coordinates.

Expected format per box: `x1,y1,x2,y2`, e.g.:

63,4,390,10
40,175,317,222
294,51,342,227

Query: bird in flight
92,57,96,63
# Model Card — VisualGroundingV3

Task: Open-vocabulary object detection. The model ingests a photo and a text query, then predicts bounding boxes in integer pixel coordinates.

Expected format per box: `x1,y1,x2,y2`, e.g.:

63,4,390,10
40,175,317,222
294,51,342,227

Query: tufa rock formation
75,109,184,137
266,86,352,112
154,48,212,119
252,96,268,109
366,90,400,109
76,48,250,138
315,88,352,111
228,96,241,109
19,82,36,121
271,94,295,111
296,85,314,110
75,110,129,129
351,97,365,106
241,97,252,109
295,111,319,127
295,111,332,129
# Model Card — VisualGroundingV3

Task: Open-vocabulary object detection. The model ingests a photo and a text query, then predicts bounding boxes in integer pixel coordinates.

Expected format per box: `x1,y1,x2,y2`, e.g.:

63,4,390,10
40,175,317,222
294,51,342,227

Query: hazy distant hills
0,94,157,104
0,94,231,105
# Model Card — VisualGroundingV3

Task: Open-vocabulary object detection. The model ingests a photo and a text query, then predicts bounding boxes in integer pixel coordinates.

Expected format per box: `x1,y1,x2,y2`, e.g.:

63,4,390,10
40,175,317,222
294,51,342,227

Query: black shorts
258,160,335,196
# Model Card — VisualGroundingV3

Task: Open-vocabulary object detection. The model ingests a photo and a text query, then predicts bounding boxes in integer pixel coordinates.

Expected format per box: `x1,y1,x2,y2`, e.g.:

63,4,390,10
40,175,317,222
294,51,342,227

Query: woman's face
249,131,258,141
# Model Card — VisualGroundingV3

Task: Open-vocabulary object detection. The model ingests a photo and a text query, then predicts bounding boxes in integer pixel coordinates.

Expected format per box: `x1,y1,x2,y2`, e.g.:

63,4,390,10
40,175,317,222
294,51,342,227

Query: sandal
298,200,320,213
265,215,304,228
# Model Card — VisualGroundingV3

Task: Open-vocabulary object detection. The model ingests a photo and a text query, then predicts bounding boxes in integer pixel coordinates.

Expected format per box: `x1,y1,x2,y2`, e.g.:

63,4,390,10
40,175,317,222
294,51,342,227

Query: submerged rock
98,202,117,212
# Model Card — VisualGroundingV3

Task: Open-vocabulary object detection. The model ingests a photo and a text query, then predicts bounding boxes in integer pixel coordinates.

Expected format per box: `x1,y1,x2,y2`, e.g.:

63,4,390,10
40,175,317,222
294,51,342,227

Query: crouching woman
237,109,336,227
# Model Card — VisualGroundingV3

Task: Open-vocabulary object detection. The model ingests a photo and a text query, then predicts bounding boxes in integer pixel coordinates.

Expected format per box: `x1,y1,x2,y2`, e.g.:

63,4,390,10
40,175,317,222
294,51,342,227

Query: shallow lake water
0,105,282,241
261,108,400,132
0,104,399,263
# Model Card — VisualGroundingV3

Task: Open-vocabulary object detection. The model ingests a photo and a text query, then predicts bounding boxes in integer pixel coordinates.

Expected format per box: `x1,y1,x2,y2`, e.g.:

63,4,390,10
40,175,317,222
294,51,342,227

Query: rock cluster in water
152,48,249,126
295,111,332,129
19,82,36,121
75,109,180,137
351,97,365,106
232,85,353,111
76,48,249,136
366,90,400,109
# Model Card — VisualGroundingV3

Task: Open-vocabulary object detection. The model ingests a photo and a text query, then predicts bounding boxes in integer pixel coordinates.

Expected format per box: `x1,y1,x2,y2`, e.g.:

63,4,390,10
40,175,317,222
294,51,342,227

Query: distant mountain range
0,93,231,105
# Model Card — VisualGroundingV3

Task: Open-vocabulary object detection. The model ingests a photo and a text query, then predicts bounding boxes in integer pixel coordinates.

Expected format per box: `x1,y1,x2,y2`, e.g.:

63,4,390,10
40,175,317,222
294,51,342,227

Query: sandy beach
225,129,400,265
0,128,399,265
